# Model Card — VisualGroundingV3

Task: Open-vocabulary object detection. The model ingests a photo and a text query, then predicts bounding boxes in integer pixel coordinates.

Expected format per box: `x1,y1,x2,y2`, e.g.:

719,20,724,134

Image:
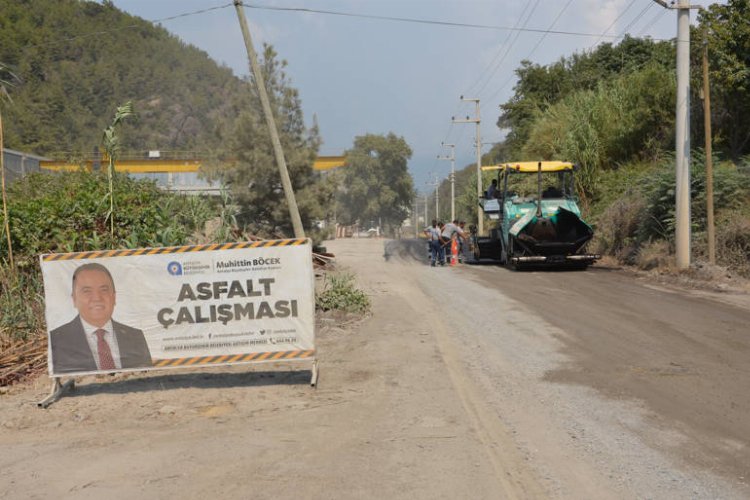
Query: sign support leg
37,378,75,408
310,359,319,387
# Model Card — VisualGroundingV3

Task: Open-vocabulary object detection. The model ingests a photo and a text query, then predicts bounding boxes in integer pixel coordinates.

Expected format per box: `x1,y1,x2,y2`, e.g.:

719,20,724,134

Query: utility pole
674,0,691,269
424,193,428,225
702,38,715,265
233,1,305,239
651,0,699,269
437,142,456,221
453,96,482,234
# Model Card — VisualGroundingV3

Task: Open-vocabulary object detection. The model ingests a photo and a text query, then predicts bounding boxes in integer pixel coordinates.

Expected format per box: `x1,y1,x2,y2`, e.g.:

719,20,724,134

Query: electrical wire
473,0,541,97
522,0,575,68
21,2,234,51
154,3,234,23
483,0,574,105
614,1,655,42
22,2,663,56
636,7,669,37
589,0,639,49
241,2,623,39
462,1,535,97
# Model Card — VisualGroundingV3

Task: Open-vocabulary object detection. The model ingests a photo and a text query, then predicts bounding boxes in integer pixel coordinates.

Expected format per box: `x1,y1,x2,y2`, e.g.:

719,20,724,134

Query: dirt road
1,238,748,498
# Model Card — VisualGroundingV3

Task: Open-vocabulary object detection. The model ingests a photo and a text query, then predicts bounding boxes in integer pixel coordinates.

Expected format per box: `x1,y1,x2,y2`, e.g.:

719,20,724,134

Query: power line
524,0,575,67
589,0,640,49
21,1,665,57
241,2,625,39
474,0,541,97
637,7,670,37
21,3,234,51
484,0,574,105
615,1,656,42
463,1,536,97
154,3,233,23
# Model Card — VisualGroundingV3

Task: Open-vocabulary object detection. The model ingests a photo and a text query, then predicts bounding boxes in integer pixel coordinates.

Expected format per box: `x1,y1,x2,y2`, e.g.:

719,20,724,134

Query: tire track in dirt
386,260,547,498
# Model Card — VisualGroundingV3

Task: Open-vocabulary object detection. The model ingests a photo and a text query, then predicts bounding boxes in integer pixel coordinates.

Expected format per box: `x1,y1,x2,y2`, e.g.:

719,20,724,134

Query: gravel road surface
1,237,748,499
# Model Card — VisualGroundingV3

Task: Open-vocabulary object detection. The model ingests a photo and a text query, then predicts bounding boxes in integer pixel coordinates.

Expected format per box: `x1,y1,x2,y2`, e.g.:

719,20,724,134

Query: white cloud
581,0,630,36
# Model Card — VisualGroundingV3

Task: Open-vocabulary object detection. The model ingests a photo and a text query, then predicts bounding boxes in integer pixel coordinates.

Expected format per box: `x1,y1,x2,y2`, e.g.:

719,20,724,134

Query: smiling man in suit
50,262,152,375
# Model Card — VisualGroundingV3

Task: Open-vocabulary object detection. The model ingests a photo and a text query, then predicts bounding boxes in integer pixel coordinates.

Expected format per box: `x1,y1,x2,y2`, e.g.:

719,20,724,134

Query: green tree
498,36,674,158
211,46,326,237
697,0,750,158
337,133,414,233
522,63,675,201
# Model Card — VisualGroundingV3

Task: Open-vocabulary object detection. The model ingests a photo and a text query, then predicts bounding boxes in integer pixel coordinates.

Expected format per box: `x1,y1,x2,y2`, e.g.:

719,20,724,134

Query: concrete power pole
702,39,716,265
453,97,482,234
233,1,305,239
437,143,456,221
674,0,691,269
650,0,699,269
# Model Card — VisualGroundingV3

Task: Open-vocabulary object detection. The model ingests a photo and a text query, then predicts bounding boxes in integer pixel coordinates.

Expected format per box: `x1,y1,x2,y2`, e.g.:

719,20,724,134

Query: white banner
41,240,315,376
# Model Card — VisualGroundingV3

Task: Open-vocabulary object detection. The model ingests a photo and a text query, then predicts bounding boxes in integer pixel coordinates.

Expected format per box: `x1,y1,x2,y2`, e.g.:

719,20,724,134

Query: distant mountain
0,0,244,157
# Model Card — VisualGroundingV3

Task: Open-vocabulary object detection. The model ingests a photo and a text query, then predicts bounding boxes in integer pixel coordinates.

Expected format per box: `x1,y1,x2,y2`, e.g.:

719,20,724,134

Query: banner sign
40,240,315,377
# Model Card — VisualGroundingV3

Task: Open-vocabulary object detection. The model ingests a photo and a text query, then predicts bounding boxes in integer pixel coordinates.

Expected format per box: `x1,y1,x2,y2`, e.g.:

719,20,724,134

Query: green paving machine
471,161,600,269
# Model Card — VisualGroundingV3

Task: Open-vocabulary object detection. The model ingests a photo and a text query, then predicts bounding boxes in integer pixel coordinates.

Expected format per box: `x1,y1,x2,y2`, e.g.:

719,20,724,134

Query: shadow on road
63,368,311,398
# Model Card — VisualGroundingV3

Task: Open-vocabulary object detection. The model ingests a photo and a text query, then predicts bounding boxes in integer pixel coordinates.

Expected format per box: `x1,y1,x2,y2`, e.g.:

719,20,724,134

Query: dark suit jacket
50,316,152,375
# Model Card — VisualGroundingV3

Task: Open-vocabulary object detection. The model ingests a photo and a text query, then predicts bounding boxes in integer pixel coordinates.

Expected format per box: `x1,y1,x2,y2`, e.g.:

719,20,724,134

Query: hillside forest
0,0,414,348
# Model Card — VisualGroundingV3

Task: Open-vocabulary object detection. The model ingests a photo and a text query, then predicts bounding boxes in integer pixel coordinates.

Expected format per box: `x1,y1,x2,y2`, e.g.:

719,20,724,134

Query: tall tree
498,36,674,158
337,133,414,232
697,0,750,158
211,45,325,237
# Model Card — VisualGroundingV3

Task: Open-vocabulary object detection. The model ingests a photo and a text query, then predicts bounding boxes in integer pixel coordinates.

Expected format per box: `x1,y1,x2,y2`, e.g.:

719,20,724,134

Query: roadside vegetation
0,1,379,383
316,272,371,315
436,1,750,278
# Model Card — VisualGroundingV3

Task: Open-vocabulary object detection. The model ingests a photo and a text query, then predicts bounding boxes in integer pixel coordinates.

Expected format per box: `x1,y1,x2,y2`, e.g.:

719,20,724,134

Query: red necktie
94,329,116,370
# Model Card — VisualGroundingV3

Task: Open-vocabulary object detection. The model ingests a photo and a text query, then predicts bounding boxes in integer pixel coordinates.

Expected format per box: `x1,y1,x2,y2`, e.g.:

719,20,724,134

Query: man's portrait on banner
49,262,152,374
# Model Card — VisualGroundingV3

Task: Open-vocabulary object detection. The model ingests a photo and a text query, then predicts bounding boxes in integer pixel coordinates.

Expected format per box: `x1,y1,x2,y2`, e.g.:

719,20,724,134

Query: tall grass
522,63,675,204
0,266,45,342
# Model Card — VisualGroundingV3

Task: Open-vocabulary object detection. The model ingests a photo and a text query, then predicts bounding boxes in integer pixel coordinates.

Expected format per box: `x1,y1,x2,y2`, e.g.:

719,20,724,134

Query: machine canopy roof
481,161,574,173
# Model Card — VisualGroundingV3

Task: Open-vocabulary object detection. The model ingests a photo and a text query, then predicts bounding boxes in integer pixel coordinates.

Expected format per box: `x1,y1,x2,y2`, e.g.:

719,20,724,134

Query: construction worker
423,219,441,267
440,219,465,265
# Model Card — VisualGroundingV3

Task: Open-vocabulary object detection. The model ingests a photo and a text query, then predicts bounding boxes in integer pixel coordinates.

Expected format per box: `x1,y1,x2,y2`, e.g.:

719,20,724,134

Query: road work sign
40,240,315,377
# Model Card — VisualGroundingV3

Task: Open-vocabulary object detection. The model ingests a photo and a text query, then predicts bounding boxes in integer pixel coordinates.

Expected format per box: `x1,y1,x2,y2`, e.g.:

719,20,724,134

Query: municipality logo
167,261,183,276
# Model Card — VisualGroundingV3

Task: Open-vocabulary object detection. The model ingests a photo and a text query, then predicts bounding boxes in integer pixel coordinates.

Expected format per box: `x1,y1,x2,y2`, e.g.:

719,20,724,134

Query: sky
107,0,722,193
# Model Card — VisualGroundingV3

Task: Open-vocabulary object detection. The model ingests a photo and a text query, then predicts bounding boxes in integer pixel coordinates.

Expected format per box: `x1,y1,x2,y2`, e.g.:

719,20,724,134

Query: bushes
592,153,750,276
1,171,216,263
522,64,675,202
592,190,647,264
316,272,370,314
0,171,223,341
714,213,750,277
637,153,750,243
